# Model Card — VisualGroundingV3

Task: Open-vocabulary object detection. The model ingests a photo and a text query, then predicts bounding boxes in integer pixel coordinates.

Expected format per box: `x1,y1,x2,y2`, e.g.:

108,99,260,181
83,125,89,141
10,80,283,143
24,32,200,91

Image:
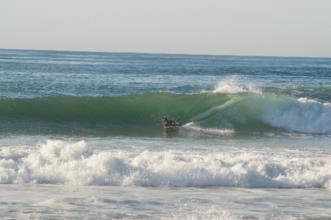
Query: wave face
190,94,331,134
1,91,331,136
0,93,229,136
1,140,330,188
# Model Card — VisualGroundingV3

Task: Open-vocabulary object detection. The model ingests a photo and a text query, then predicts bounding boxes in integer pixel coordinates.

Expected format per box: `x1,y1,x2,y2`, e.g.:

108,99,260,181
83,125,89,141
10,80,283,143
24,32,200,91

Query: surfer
162,116,181,128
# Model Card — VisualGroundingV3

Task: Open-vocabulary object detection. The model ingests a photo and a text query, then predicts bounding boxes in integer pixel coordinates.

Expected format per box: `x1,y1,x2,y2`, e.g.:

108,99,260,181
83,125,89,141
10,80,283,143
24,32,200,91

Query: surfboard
164,122,181,129
164,125,179,129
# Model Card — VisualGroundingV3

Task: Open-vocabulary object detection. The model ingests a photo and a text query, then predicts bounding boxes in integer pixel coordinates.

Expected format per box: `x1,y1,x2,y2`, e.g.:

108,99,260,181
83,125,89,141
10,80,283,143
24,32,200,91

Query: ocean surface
0,49,331,219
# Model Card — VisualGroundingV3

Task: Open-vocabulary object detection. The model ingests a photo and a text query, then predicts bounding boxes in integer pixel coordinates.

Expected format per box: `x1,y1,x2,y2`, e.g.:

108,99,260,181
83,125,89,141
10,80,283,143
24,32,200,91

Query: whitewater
1,139,331,188
1,49,331,219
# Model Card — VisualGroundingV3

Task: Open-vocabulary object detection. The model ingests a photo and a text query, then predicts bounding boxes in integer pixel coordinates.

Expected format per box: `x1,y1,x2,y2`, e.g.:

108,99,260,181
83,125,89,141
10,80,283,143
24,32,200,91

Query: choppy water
1,49,331,219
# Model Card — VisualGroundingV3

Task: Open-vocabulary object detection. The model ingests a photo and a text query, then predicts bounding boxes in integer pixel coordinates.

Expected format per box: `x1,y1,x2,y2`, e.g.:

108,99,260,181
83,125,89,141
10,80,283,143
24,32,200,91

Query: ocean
0,49,331,219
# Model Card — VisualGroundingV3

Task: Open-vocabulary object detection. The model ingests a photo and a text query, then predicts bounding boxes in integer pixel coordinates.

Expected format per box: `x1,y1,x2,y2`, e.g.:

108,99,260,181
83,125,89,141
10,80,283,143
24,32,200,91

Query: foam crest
213,76,261,94
1,140,331,188
39,140,90,161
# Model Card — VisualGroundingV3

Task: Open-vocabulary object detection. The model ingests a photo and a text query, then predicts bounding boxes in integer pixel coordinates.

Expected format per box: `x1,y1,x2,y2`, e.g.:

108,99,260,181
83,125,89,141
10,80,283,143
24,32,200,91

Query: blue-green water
1,49,331,219
1,49,331,98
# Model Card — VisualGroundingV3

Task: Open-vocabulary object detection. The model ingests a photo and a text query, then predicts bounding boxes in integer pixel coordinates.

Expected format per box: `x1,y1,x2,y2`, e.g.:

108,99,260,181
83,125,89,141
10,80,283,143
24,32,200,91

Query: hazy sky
1,0,331,57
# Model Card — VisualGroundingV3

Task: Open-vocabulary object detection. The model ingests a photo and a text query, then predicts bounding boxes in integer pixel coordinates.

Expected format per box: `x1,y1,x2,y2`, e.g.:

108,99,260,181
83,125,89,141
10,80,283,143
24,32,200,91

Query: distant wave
1,140,330,188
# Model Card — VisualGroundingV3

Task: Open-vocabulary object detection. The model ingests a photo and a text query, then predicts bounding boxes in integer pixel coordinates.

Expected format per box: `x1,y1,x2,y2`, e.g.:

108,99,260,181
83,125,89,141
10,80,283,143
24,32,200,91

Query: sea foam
0,140,331,188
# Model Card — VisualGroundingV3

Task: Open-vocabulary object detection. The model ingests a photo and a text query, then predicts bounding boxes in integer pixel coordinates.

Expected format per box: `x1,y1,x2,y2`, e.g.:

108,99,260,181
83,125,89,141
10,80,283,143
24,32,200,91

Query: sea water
0,49,331,219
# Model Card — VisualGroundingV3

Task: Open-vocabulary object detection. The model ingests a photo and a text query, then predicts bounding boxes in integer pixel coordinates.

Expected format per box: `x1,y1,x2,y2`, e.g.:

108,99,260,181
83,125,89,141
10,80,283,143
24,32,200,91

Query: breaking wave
0,140,331,188
0,76,331,136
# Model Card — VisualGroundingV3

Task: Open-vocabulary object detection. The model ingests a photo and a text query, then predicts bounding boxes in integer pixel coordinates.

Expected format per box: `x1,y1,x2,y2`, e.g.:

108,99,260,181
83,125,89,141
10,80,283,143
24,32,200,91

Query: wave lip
1,140,331,188
213,76,261,94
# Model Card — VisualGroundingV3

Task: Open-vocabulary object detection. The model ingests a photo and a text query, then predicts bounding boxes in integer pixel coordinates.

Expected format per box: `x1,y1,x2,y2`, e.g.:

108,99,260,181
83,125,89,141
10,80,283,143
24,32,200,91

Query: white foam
213,76,261,94
1,140,331,188
183,122,234,136
261,96,331,134
168,207,240,220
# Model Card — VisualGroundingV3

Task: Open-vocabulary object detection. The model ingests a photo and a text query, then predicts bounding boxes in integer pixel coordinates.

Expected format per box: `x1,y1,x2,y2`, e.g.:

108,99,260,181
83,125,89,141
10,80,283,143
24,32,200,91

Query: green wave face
1,92,330,136
0,93,231,136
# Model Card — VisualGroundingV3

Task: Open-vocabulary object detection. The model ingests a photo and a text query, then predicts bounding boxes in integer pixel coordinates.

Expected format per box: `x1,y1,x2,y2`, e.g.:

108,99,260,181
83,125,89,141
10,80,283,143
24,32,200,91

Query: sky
1,0,331,57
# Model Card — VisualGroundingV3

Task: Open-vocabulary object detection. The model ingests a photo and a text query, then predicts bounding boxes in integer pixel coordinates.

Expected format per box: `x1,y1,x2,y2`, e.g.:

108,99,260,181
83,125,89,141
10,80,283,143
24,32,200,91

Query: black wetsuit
163,118,179,127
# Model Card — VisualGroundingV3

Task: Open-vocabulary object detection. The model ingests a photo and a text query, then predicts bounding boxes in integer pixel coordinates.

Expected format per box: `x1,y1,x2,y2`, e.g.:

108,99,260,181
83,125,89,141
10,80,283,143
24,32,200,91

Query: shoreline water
1,184,331,219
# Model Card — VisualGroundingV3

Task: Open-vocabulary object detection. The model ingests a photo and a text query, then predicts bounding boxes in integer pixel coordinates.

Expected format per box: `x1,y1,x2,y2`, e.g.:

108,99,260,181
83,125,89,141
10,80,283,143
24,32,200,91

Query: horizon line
1,47,330,60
